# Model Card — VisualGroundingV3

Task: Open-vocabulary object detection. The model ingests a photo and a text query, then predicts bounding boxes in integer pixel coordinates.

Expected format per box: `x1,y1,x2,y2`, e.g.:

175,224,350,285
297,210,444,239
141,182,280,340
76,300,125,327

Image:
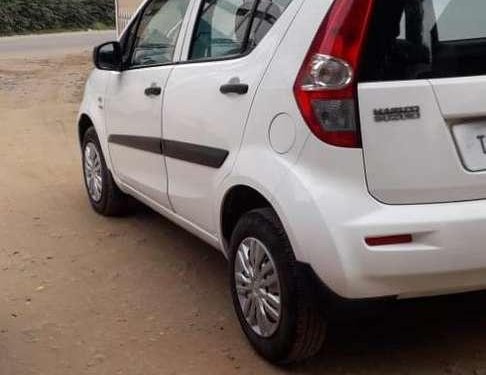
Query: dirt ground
3,53,486,375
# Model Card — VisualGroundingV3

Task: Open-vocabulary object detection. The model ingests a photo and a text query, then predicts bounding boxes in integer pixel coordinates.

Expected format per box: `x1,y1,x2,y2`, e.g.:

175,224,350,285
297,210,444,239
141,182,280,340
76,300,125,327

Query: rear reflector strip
365,234,413,247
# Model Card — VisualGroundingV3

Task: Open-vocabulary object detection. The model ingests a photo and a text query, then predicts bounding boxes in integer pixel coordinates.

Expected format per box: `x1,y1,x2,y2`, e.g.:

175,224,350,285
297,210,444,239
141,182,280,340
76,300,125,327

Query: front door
106,0,192,208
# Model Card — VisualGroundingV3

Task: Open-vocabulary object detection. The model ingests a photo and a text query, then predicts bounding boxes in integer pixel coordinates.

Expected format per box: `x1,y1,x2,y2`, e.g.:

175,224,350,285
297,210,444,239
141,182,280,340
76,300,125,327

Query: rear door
162,0,294,233
358,0,486,204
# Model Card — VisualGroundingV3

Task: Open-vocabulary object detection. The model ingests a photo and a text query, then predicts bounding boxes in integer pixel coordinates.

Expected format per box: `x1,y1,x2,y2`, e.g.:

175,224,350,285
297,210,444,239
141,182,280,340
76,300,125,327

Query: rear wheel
229,208,327,364
82,127,131,216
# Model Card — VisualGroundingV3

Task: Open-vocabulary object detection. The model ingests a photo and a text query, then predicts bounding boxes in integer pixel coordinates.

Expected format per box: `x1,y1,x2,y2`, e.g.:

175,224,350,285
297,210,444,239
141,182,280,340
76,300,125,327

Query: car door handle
220,83,249,95
144,85,162,97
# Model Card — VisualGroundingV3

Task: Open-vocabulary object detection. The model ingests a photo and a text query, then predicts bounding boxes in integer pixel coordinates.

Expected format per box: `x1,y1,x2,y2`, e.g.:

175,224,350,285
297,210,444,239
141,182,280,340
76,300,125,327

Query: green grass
0,0,115,36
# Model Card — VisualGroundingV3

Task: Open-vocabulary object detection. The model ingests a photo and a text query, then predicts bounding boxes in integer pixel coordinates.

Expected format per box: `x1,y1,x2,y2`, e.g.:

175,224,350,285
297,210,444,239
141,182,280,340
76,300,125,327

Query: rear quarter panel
218,0,333,262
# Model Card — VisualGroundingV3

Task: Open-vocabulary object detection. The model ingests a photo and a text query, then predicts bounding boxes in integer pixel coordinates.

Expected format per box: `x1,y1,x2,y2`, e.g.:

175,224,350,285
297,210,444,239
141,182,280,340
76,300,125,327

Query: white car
78,0,486,363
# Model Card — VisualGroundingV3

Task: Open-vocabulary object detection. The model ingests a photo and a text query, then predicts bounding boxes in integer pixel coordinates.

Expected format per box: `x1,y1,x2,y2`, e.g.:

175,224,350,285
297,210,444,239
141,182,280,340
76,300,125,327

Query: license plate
452,121,486,172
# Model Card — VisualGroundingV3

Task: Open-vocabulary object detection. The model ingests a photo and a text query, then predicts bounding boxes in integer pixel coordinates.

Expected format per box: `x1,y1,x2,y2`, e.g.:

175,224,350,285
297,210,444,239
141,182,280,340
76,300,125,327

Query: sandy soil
2,53,486,375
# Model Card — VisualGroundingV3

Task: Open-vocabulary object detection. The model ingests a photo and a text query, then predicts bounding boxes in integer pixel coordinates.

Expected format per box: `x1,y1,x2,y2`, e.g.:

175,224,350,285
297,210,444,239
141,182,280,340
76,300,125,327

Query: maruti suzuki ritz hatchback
78,0,486,364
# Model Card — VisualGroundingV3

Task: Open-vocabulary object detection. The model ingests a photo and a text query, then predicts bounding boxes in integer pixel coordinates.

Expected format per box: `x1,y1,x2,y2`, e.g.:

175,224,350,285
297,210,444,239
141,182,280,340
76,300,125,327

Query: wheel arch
77,112,114,173
220,185,273,248
78,113,94,147
218,183,303,264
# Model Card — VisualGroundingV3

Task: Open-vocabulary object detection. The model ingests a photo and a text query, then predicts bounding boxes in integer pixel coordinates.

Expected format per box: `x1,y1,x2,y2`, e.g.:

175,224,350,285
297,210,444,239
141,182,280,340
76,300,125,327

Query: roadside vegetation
0,0,115,36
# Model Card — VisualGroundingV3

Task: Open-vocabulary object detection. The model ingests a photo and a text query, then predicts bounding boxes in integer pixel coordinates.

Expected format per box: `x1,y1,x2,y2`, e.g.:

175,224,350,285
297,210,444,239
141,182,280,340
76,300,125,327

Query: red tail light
294,0,375,148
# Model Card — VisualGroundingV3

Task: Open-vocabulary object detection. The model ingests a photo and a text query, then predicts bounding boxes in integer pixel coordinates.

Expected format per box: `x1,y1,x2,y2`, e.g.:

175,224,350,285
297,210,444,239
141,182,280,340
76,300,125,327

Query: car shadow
292,290,486,373
132,204,486,373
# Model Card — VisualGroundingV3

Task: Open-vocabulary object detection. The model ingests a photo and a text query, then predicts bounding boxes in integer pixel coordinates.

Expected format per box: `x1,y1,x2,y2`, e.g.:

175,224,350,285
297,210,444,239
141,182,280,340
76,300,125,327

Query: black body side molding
162,140,229,169
108,135,162,154
108,135,229,169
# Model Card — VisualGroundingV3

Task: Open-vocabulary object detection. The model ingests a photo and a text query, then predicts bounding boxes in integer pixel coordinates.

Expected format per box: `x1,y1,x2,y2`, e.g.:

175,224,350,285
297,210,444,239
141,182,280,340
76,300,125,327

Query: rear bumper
337,198,486,299
275,135,486,299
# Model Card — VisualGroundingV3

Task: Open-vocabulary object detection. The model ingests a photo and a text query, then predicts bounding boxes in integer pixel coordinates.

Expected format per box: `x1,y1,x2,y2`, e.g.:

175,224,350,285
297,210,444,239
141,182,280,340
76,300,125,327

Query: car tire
82,127,131,216
229,208,327,364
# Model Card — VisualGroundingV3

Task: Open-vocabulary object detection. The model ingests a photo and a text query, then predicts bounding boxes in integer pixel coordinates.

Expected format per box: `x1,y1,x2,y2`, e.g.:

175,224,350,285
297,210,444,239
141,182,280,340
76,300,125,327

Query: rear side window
250,0,292,46
189,0,292,61
360,0,486,82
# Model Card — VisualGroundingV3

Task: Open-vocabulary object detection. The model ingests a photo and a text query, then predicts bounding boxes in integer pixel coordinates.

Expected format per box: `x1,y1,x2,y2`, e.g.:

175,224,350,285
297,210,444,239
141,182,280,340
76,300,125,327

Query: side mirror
93,41,122,71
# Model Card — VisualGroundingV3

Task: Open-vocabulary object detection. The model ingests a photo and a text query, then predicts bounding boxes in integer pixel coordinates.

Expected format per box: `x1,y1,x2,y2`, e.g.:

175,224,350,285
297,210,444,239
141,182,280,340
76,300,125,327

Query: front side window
360,0,486,82
130,0,191,67
189,0,292,61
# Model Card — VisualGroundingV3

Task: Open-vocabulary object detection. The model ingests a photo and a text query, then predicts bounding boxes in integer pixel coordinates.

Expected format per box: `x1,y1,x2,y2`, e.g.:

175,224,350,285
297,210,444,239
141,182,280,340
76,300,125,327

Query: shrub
0,0,115,35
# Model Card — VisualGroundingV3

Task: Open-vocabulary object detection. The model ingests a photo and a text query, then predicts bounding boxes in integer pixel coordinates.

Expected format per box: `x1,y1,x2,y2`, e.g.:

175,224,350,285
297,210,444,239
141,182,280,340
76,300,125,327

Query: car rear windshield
360,0,486,82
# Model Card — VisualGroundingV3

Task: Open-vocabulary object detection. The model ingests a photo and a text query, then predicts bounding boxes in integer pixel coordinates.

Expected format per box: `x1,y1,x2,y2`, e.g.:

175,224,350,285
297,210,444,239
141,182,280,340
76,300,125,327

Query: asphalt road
0,30,116,57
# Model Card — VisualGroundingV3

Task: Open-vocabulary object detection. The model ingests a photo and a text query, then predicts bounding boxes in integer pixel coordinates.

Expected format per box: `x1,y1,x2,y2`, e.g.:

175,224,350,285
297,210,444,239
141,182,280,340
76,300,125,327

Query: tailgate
357,0,486,204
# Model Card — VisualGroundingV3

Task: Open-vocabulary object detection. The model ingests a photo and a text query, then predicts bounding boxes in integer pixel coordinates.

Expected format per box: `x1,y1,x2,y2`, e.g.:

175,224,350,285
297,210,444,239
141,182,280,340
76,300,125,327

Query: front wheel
82,127,131,216
229,208,327,364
